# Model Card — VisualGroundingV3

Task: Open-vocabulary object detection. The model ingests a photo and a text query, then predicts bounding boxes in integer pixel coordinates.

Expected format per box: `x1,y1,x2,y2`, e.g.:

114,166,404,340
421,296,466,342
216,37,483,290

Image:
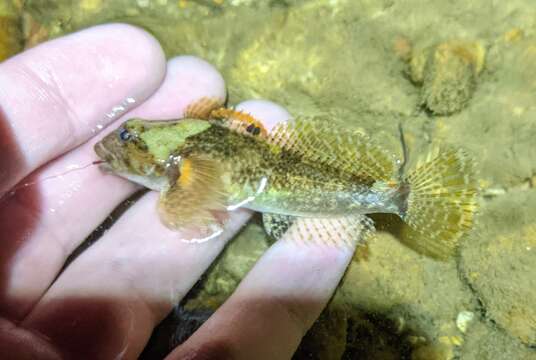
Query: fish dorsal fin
267,117,398,182
184,97,224,119
158,154,228,242
210,107,269,138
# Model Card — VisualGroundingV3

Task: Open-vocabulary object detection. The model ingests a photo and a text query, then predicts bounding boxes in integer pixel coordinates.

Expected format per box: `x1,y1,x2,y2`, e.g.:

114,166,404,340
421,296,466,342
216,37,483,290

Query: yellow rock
412,341,454,360
409,39,486,115
503,28,523,43
0,15,22,61
408,47,429,84
450,335,463,346
393,36,413,62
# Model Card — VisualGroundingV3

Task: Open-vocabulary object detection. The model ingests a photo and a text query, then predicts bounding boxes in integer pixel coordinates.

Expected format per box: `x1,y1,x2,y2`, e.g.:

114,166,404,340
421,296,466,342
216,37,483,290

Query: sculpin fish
94,106,478,259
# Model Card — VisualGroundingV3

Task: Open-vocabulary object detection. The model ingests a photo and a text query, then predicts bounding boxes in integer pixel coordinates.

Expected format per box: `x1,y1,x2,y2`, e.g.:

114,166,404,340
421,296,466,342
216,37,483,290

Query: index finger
0,23,166,195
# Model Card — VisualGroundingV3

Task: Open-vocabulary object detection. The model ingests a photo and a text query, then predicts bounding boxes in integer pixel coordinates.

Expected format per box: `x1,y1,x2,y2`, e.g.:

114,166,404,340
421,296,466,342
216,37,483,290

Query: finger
19,101,292,359
0,23,166,195
169,219,359,360
0,55,226,321
125,55,226,120
21,193,252,360
234,99,293,132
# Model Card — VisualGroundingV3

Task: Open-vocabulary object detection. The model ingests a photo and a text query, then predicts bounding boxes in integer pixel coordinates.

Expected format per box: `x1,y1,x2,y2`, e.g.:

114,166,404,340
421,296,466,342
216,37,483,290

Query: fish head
94,118,211,189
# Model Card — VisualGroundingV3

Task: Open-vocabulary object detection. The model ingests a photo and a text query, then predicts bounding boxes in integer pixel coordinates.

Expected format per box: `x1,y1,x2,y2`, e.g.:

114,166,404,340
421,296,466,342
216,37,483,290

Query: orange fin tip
210,107,268,137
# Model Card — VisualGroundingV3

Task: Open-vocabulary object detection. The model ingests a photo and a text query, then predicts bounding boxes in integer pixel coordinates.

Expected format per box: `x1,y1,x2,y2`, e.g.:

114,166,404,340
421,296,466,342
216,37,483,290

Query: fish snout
93,141,117,173
94,141,110,161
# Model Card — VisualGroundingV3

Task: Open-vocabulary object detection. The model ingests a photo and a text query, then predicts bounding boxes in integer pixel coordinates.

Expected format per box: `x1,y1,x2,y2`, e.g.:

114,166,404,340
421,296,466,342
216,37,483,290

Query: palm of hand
0,24,354,359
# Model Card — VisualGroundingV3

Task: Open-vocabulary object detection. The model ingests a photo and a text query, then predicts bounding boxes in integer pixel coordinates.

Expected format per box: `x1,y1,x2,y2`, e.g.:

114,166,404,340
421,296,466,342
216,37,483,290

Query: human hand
0,24,358,359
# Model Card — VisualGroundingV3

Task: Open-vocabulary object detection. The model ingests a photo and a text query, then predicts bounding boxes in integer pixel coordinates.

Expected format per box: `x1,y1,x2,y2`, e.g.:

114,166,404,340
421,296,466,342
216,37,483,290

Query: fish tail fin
399,146,478,260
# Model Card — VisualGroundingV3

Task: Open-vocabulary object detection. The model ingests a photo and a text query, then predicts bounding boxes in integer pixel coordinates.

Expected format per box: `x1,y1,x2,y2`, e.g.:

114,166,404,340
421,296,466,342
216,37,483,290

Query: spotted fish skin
174,122,402,217
95,110,478,259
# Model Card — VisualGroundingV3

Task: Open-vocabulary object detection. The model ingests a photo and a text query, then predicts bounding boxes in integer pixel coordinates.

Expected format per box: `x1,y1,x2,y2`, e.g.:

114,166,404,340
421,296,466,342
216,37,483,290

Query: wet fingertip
69,22,168,94
0,22,169,186
96,22,166,57
235,100,292,132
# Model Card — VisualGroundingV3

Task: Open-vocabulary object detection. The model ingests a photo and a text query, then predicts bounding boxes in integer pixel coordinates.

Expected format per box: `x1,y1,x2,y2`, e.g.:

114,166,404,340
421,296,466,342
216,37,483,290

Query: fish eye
118,128,131,141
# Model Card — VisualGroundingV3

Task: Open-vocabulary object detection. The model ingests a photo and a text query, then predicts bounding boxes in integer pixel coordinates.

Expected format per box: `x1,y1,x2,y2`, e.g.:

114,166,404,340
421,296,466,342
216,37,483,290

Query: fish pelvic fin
399,146,478,260
262,213,295,241
158,154,228,242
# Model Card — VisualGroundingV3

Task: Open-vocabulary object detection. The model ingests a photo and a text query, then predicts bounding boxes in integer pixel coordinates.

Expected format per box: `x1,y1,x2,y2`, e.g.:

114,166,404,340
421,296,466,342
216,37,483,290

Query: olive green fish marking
94,110,478,258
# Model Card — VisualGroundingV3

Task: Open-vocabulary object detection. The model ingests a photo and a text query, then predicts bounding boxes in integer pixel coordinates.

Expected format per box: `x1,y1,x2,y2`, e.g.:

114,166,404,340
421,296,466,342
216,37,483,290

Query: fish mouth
94,142,115,172
94,141,108,160
97,161,114,173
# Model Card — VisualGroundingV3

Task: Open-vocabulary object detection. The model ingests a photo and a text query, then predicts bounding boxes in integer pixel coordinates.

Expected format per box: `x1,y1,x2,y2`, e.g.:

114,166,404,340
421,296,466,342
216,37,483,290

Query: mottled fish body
95,107,478,259
173,123,400,217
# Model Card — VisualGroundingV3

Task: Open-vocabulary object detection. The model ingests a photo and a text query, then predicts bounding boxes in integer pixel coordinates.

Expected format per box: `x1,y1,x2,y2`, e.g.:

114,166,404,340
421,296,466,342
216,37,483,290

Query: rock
338,228,477,357
139,305,213,359
411,341,454,360
430,35,536,190
184,219,269,310
456,310,475,334
295,302,348,360
407,40,486,115
459,320,535,360
0,1,23,60
460,190,536,346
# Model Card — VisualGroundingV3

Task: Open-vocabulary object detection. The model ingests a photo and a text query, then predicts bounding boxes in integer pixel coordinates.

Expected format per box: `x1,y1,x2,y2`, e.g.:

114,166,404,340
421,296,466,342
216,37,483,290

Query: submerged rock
295,303,348,360
406,40,486,115
459,320,535,360
0,1,23,61
460,190,536,346
338,226,477,359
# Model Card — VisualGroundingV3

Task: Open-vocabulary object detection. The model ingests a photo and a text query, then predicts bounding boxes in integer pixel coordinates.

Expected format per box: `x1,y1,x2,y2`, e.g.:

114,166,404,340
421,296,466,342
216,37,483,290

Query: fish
94,102,478,259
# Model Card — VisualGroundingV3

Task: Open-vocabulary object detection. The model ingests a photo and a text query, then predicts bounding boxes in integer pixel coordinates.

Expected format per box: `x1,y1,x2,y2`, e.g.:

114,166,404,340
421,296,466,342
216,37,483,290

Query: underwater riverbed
2,1,535,359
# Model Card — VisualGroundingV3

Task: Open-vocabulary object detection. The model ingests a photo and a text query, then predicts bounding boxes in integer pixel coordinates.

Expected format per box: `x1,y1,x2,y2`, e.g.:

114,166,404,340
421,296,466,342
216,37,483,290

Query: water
5,1,536,359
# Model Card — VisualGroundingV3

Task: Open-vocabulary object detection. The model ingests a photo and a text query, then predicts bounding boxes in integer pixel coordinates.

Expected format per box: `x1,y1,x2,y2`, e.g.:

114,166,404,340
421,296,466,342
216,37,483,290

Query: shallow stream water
2,1,535,359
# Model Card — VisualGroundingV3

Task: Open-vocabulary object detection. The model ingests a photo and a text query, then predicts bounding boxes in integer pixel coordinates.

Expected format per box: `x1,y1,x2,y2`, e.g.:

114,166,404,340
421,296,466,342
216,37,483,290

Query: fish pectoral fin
272,214,375,248
172,213,228,244
262,213,296,241
184,97,224,119
158,155,228,241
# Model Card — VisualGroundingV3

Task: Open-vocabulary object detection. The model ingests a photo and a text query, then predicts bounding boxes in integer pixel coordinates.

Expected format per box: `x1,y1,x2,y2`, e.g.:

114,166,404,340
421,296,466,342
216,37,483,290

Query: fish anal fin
210,107,268,138
184,97,224,119
280,215,375,248
268,117,397,183
158,155,228,242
